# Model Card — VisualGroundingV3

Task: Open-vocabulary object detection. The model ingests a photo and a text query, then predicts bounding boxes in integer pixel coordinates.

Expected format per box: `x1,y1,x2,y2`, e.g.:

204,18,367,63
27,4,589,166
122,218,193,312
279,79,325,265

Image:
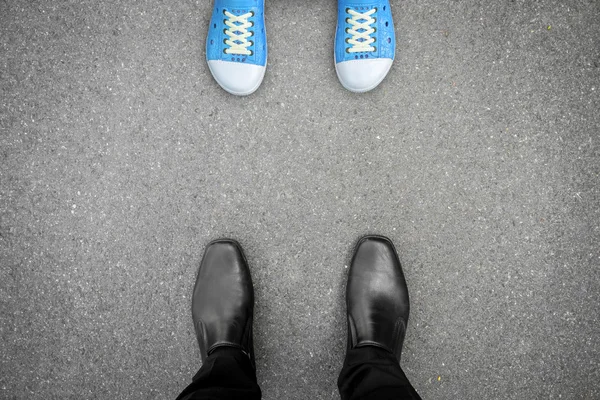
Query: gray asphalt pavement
1,0,599,399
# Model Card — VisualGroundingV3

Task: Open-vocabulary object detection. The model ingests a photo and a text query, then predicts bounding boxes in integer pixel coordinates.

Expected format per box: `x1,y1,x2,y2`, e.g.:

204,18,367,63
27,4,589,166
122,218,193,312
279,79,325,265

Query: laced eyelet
344,8,377,53
221,9,254,56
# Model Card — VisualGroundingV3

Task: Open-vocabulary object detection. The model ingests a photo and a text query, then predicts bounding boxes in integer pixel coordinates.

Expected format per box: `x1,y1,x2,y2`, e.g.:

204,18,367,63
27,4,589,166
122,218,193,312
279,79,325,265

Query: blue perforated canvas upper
206,0,267,66
335,0,395,64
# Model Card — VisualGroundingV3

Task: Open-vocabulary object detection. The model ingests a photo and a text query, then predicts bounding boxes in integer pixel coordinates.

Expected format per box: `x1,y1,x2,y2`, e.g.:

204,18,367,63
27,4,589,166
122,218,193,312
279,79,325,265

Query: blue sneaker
335,0,395,93
206,0,267,96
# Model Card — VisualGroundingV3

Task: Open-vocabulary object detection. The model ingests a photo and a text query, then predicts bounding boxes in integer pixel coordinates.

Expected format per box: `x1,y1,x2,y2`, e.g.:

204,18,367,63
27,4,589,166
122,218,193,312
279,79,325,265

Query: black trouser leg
338,347,422,400
176,347,262,400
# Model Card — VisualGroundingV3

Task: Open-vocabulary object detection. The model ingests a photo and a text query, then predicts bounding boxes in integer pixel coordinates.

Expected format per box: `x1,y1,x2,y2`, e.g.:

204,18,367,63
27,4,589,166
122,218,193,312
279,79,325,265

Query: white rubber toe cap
207,60,266,96
335,58,394,93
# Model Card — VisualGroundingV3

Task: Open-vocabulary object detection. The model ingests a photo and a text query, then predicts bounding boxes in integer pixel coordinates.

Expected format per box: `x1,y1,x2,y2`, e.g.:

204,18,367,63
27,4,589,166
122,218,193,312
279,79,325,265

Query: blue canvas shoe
206,0,267,96
335,0,395,93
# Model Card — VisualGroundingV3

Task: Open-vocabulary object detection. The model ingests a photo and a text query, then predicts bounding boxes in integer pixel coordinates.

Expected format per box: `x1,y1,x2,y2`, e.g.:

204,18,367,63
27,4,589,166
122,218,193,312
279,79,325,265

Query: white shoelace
346,8,377,53
223,10,253,55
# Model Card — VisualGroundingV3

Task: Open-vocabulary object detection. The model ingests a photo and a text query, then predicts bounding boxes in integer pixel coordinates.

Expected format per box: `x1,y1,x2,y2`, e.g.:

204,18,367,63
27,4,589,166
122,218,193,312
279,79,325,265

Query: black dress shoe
346,235,410,361
192,239,255,368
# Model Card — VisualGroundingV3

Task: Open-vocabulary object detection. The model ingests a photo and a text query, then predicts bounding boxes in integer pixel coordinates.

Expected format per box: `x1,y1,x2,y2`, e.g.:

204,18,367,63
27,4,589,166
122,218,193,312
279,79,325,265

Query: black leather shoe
192,239,255,368
346,235,410,362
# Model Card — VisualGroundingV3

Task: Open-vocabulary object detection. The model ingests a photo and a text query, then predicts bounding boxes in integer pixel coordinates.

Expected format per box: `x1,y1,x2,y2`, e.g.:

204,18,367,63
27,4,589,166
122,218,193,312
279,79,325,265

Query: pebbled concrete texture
1,0,599,399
